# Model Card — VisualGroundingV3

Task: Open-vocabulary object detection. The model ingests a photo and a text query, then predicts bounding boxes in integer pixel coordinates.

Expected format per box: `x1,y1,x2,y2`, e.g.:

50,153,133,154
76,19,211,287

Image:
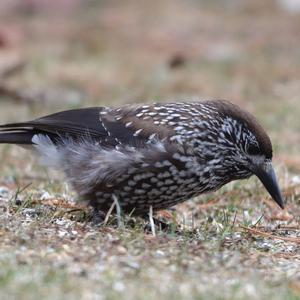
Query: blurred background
0,0,299,165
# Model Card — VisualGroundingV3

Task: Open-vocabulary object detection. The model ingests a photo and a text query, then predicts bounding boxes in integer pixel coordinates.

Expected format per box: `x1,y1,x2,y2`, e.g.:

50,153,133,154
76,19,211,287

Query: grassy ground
0,1,299,299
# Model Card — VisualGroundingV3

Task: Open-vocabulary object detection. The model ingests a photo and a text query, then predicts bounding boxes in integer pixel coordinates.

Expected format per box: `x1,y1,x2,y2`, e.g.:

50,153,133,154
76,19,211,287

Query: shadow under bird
0,100,284,215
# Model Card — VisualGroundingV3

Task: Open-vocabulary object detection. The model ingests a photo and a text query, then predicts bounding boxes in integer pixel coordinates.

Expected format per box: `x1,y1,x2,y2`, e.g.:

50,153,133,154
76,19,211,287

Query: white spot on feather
133,128,143,136
148,133,156,140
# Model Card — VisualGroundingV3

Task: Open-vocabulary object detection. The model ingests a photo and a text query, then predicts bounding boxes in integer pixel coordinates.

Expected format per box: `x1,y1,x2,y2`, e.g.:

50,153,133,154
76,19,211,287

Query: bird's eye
247,144,260,155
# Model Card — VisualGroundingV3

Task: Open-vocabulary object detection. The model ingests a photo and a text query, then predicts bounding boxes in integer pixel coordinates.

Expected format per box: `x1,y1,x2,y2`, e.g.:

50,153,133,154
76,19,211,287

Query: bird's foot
90,208,107,226
143,217,172,232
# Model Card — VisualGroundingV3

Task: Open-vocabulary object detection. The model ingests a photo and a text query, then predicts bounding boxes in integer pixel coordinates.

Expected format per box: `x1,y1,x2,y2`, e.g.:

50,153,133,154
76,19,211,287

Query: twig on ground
241,225,300,244
0,84,35,103
33,198,84,210
0,60,25,78
197,199,223,209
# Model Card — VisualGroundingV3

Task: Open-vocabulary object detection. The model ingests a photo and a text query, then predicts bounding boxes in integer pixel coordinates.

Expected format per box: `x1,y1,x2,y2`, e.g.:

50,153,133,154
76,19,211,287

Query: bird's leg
148,205,156,236
143,210,172,232
112,194,124,228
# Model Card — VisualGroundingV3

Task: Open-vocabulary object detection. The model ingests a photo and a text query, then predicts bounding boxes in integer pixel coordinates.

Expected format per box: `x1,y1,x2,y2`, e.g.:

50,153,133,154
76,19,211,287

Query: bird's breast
90,152,221,214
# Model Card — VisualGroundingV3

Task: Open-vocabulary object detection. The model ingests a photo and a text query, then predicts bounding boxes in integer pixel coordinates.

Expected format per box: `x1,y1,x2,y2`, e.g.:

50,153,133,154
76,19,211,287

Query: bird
0,100,284,216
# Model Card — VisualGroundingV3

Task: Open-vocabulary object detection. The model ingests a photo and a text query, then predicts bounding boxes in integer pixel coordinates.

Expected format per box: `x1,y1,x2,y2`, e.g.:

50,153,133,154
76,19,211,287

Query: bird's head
206,100,285,209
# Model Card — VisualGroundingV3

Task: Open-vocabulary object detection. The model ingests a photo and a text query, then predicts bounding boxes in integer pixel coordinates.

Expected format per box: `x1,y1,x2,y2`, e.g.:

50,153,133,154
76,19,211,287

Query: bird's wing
97,104,177,147
0,108,108,144
0,104,177,147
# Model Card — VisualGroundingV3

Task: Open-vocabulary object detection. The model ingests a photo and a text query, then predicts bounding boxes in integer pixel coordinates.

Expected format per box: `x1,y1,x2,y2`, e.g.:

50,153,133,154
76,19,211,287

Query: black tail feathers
0,130,35,145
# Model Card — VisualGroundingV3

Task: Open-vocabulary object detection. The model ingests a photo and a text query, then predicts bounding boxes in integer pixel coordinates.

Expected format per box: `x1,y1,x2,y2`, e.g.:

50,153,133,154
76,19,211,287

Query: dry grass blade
241,225,300,244
103,200,116,226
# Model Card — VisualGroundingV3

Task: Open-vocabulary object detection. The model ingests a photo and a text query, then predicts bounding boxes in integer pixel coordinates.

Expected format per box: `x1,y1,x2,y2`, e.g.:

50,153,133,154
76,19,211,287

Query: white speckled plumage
0,100,285,214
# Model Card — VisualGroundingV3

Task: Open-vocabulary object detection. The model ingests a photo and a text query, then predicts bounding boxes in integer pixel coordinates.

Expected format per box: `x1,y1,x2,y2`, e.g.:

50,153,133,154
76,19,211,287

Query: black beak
253,163,285,209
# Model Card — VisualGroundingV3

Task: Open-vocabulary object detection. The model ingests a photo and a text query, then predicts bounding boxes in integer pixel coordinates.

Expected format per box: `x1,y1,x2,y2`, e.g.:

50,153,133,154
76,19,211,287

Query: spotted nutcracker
0,100,284,214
